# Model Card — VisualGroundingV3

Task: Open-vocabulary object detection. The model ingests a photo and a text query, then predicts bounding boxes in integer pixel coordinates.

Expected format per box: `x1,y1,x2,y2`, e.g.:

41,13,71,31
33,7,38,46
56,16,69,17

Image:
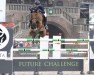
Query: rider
30,0,48,30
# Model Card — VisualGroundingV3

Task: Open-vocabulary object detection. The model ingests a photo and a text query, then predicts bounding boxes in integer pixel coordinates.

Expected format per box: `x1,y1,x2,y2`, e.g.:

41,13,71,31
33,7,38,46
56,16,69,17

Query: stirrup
45,25,48,30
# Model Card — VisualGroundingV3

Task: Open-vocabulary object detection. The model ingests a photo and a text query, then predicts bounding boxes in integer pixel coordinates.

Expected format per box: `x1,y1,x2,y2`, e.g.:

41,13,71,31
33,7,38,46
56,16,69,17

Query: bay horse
29,10,46,41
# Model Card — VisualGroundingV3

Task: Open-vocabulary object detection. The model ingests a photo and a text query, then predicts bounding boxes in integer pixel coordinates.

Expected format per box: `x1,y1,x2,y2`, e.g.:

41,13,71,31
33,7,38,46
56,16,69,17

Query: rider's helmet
34,0,40,5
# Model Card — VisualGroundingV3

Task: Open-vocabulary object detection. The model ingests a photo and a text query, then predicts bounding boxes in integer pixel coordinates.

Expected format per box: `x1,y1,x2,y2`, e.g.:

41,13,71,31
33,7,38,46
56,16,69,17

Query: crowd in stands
13,41,53,48
13,41,40,48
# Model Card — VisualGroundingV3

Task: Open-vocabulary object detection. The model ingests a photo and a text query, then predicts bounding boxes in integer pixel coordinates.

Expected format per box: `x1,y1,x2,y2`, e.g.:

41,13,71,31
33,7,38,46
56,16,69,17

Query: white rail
13,49,88,51
14,38,91,41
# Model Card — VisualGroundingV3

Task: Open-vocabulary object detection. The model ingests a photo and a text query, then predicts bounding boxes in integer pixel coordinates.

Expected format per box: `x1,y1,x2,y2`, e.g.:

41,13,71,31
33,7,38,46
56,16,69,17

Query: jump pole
40,35,49,59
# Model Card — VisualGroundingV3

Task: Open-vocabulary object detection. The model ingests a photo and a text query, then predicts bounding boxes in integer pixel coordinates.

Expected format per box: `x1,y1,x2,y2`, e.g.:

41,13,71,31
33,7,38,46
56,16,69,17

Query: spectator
25,42,30,47
18,41,24,48
13,41,18,48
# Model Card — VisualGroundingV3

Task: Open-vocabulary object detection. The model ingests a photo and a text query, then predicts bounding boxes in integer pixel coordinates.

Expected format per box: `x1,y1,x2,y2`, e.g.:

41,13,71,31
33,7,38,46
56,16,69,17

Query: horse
29,10,46,41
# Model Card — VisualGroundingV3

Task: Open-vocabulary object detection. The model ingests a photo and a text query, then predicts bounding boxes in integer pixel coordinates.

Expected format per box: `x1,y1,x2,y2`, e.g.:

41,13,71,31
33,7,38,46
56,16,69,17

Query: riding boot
43,15,48,30
45,17,48,30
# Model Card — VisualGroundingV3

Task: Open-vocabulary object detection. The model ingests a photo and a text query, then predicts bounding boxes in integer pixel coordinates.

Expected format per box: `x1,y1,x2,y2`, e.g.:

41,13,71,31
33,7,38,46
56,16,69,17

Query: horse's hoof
32,41,34,44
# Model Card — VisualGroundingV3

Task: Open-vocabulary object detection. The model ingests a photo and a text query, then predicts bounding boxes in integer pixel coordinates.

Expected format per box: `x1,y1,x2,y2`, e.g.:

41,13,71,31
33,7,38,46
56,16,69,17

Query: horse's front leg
29,29,35,37
29,30,36,43
39,29,46,37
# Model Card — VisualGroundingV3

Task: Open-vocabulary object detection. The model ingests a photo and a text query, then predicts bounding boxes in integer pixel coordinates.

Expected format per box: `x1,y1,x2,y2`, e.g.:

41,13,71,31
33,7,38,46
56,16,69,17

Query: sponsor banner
0,24,13,59
0,24,9,49
13,59,83,71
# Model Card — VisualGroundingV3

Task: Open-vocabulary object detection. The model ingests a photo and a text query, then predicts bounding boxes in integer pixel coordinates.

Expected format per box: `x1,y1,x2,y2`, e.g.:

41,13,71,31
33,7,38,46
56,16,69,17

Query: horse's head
30,11,43,31
29,10,46,38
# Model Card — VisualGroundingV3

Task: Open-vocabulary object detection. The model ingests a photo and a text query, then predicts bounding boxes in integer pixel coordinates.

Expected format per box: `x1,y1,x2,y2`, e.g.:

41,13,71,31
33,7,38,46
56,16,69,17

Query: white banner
89,4,94,24
89,14,94,24
0,0,6,22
